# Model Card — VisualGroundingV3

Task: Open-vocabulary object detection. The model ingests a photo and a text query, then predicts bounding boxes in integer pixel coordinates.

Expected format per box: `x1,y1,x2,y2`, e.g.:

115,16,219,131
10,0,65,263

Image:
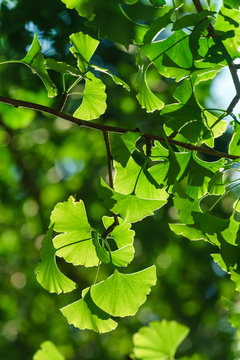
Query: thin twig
102,130,119,235
0,95,239,159
103,131,114,189
57,92,68,111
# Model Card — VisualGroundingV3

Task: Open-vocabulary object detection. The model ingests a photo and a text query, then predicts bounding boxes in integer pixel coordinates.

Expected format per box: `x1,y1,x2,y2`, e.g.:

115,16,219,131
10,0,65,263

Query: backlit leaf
133,320,189,360
60,288,118,333
69,32,99,73
33,341,65,360
73,72,107,120
50,196,99,267
35,228,77,294
136,66,164,112
91,266,156,317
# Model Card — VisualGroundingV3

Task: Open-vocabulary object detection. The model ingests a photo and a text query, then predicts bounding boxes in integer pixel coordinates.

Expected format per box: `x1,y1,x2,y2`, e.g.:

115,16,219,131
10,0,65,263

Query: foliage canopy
1,0,240,359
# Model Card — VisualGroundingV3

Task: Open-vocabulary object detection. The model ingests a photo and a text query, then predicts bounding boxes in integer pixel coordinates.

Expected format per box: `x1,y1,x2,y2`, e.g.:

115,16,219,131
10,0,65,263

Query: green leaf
93,235,135,267
69,32,99,73
86,1,149,47
50,196,99,267
230,268,240,292
173,189,201,224
180,154,224,199
93,219,135,267
136,66,164,112
132,320,189,360
0,34,58,97
102,216,135,248
60,0,93,17
143,30,193,75
110,132,140,166
92,64,130,91
123,0,139,4
73,72,107,120
35,228,77,294
60,288,118,333
33,341,65,360
229,122,240,155
91,266,156,317
149,0,166,6
45,58,80,77
99,178,168,223
169,223,207,241
224,0,239,9
172,11,213,31
222,296,240,332
143,9,173,43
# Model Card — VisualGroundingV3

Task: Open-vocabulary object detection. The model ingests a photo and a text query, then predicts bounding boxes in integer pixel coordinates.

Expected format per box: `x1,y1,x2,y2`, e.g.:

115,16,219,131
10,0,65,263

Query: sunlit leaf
133,320,189,360
73,72,107,120
136,66,164,112
50,196,99,267
69,31,99,73
35,228,77,294
61,288,118,333
33,341,65,360
91,266,156,317
99,178,168,223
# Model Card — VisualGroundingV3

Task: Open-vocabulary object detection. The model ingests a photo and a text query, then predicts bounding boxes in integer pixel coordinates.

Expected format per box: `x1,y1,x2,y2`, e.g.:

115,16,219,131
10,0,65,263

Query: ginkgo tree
1,0,240,359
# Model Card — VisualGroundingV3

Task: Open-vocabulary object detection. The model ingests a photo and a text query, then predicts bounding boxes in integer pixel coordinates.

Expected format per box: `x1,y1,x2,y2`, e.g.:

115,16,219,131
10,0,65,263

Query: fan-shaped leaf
61,288,118,333
35,229,77,294
33,341,65,360
91,266,156,317
50,196,99,267
133,320,189,360
74,72,107,120
70,32,99,73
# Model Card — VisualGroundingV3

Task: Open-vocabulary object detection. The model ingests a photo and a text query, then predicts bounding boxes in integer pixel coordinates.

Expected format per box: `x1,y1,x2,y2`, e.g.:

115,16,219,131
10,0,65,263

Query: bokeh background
0,0,239,359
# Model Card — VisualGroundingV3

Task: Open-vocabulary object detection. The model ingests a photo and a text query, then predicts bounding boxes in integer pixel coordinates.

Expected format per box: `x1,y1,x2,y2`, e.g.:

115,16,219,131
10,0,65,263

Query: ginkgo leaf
35,228,77,294
133,320,189,360
94,217,135,266
110,132,140,166
0,34,57,97
222,296,240,333
60,288,118,333
173,188,201,224
136,66,164,112
73,72,107,120
113,155,169,200
60,0,92,17
69,32,99,73
229,122,240,156
50,196,99,267
33,341,65,360
102,216,135,247
92,64,130,91
93,235,135,267
99,178,167,223
45,58,80,77
90,266,156,317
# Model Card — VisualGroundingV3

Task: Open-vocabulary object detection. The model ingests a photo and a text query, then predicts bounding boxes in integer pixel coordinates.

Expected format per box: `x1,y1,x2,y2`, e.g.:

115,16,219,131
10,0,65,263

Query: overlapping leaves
36,196,156,333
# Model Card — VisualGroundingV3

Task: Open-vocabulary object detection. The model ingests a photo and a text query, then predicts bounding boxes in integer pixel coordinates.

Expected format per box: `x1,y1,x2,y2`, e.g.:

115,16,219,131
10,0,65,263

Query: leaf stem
103,130,119,228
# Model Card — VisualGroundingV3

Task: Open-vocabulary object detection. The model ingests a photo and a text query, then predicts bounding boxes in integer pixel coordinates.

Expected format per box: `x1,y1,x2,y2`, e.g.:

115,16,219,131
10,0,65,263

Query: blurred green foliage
1,1,240,360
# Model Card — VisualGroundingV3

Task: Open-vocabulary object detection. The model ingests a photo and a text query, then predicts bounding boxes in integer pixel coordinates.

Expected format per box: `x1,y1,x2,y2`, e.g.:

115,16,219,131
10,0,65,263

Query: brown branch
0,95,239,160
103,131,114,189
57,92,68,111
102,130,119,237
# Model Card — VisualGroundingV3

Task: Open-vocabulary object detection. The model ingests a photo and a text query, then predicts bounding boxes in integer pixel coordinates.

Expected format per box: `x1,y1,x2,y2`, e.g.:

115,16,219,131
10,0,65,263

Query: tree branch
0,95,239,160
